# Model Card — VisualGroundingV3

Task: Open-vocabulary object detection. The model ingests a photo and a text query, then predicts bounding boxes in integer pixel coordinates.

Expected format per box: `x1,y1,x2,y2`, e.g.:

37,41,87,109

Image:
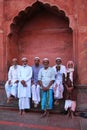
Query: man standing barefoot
38,58,55,117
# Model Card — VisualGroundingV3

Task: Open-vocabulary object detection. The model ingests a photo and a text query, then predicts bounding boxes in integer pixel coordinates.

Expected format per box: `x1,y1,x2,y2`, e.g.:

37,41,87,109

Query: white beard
13,65,17,69
67,68,74,82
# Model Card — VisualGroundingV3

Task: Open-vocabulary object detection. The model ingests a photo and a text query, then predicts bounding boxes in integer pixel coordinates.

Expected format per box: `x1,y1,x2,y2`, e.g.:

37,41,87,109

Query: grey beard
13,65,17,69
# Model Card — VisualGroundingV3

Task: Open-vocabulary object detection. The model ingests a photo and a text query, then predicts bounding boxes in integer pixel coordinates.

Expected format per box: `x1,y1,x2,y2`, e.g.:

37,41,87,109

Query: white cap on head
21,57,28,61
12,58,17,62
43,58,49,61
56,57,62,61
34,57,40,60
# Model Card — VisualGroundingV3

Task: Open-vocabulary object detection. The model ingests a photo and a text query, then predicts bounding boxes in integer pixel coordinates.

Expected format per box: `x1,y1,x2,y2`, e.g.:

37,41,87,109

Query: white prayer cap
21,57,28,61
43,58,49,61
34,57,40,60
56,57,62,61
12,58,17,62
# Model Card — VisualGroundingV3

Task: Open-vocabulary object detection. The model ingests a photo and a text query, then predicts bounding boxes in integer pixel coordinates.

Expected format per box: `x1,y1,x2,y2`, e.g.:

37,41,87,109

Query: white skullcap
56,57,62,61
34,57,40,60
12,58,17,61
43,58,49,61
21,57,28,61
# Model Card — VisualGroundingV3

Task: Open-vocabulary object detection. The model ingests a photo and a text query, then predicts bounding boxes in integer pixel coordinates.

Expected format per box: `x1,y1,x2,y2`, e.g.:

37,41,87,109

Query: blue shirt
32,65,43,85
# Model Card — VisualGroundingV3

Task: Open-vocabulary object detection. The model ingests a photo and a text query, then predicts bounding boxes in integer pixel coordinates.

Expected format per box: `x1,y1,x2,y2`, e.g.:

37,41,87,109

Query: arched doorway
8,1,73,66
5,1,74,111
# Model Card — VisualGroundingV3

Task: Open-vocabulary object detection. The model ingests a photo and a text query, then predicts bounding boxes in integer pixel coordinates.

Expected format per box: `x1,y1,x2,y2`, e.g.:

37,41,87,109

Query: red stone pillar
78,28,87,84
0,0,5,81
76,0,87,84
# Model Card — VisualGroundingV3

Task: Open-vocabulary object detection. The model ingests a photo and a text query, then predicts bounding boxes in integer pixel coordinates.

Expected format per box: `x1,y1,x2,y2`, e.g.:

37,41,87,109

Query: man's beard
13,65,17,69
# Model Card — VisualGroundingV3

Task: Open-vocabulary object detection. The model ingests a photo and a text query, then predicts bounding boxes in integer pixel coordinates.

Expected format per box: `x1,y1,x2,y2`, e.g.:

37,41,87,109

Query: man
18,57,32,115
53,57,66,105
38,58,55,117
32,57,43,108
5,58,20,103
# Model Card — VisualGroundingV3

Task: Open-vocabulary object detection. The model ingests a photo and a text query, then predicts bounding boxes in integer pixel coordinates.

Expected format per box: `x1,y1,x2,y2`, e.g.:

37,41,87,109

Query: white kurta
5,65,21,98
18,65,32,98
38,67,55,110
38,67,55,89
53,65,66,99
67,68,74,82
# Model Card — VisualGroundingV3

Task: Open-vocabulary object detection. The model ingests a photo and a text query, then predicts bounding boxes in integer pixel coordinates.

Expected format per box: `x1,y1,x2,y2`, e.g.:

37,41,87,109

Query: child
64,61,77,118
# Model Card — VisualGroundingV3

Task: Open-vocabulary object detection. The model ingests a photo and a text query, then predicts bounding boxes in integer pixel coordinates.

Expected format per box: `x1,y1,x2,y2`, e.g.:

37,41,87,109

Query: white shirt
53,65,66,82
38,67,55,89
67,68,74,82
18,65,32,98
18,65,32,82
8,65,21,84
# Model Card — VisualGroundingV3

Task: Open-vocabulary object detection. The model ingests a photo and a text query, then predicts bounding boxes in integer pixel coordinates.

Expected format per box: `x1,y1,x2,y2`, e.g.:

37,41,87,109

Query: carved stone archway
7,1,73,66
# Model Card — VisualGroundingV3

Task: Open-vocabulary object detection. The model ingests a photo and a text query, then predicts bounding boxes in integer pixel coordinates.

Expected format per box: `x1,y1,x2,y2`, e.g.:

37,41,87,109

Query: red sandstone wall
0,0,86,84
75,0,87,84
0,0,5,81
18,10,73,66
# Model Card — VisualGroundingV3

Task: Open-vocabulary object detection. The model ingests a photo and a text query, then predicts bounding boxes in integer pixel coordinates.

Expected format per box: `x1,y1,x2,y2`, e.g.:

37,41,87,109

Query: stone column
0,0,5,82
77,0,87,84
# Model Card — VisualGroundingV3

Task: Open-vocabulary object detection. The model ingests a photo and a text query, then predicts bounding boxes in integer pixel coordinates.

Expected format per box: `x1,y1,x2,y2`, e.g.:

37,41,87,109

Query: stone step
0,98,66,114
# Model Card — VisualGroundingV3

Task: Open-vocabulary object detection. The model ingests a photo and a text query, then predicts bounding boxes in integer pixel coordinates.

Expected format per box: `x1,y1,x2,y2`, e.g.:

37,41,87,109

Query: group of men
5,57,76,117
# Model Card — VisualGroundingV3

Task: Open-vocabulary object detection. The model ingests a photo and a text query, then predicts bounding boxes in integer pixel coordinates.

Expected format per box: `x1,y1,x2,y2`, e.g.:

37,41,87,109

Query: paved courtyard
0,107,86,130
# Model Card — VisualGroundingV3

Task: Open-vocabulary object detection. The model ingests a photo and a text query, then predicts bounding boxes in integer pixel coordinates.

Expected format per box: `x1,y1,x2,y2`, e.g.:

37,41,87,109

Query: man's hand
56,65,60,71
8,80,11,85
31,80,34,85
67,87,73,93
54,84,58,93
15,80,19,84
21,80,27,87
42,86,49,91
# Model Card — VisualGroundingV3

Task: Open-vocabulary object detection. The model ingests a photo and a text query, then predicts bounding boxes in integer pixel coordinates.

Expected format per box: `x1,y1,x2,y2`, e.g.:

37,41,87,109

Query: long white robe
18,65,32,98
18,65,32,110
5,65,21,98
53,65,66,99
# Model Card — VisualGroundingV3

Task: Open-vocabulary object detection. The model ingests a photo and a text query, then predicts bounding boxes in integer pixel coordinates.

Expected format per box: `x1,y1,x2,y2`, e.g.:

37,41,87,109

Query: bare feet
19,110,25,115
7,96,14,103
54,100,59,105
34,104,38,108
67,110,74,119
41,111,47,118
67,111,70,118
46,111,49,117
22,111,26,115
41,111,50,118
19,110,22,115
7,98,10,103
70,111,74,119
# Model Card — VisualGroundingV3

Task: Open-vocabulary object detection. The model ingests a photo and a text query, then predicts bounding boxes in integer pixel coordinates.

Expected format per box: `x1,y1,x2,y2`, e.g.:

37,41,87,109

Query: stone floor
0,108,83,130
0,85,87,130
